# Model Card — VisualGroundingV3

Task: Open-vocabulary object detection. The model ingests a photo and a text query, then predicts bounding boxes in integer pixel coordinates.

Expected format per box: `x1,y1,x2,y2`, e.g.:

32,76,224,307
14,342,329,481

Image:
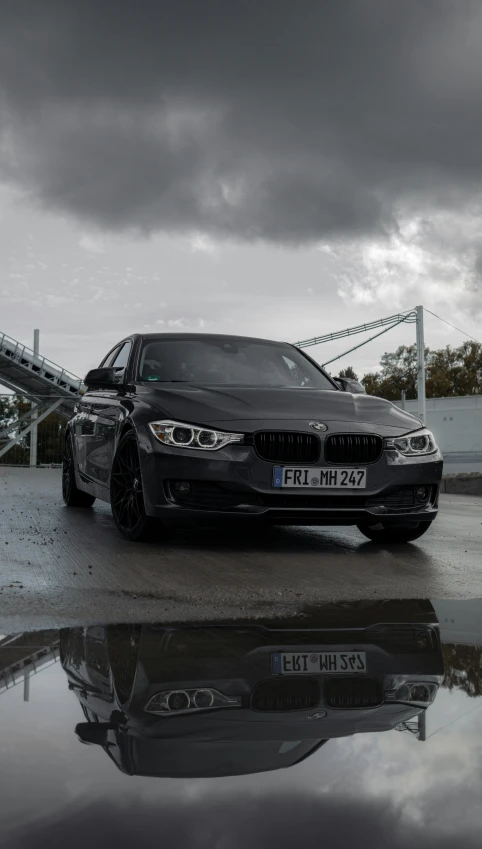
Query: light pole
29,329,40,467
416,305,426,423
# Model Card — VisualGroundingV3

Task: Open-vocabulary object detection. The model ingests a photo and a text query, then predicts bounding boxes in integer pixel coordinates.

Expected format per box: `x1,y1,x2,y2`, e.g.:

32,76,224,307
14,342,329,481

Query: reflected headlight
386,680,439,705
149,420,244,451
384,428,437,456
144,688,242,715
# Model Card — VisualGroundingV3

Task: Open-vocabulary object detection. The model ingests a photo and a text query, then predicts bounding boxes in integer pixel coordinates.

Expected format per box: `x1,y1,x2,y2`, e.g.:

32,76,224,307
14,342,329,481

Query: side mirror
334,377,366,394
84,367,120,389
75,722,112,746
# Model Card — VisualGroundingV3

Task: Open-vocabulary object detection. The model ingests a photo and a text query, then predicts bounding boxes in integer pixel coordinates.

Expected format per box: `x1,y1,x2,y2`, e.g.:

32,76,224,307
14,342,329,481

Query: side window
100,346,121,368
111,341,132,372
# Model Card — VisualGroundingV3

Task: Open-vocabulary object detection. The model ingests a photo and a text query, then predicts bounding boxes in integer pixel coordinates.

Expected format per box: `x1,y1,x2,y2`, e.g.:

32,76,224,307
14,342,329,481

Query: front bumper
138,428,443,526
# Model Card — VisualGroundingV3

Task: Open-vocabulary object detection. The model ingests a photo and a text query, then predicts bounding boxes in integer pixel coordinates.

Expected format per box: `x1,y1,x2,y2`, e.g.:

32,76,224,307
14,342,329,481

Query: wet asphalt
0,467,481,631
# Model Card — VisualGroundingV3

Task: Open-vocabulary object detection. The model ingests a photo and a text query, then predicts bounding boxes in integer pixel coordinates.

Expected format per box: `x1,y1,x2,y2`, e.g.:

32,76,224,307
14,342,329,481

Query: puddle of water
0,598,481,847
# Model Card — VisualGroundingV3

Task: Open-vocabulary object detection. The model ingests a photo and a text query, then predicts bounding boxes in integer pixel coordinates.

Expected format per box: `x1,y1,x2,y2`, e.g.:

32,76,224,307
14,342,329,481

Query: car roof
139,332,291,346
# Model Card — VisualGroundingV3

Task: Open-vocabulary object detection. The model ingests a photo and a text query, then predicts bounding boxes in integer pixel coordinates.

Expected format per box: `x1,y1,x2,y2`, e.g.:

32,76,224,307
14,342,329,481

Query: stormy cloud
2,0,482,243
4,792,482,849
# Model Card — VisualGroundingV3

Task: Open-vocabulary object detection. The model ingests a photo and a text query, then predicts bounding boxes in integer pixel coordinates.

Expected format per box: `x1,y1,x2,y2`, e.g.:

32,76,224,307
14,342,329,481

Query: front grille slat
324,677,383,708
251,678,319,712
325,433,382,465
254,431,320,464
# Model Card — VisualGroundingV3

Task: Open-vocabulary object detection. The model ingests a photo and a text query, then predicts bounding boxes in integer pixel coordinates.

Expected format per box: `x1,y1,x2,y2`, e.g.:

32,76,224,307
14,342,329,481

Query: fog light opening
173,480,192,499
415,486,429,503
410,684,431,702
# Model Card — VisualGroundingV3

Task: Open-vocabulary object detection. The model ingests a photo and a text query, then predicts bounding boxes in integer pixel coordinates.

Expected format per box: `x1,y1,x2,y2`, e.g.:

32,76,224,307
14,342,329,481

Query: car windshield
138,337,336,389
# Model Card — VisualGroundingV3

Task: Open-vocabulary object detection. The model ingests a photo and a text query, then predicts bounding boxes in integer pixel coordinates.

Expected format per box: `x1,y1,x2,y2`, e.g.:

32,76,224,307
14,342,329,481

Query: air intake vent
324,677,383,708
325,434,382,465
251,678,319,711
254,432,320,464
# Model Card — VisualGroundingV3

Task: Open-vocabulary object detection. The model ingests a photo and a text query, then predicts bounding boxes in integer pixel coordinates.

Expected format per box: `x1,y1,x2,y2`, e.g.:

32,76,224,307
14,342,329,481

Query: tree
36,412,67,464
338,366,359,380
426,341,482,397
360,345,418,400
442,643,482,698
0,396,31,464
361,341,482,399
0,395,66,465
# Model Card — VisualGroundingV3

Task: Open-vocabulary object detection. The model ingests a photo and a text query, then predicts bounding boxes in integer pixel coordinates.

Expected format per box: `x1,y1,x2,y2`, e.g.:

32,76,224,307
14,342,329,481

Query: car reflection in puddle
2,599,482,849
55,600,445,777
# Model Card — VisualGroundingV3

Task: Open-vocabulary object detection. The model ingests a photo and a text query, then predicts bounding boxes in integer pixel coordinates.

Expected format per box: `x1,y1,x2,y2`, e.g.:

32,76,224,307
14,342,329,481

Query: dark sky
4,793,482,849
2,0,482,242
1,0,481,374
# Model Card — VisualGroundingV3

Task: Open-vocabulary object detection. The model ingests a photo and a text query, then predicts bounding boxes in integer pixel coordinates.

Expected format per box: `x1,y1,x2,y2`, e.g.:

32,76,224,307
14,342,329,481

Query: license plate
272,651,367,675
273,467,366,488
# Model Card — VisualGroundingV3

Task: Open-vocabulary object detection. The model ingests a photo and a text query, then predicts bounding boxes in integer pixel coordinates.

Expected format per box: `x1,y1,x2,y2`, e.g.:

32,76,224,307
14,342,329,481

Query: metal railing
0,643,60,695
0,330,83,395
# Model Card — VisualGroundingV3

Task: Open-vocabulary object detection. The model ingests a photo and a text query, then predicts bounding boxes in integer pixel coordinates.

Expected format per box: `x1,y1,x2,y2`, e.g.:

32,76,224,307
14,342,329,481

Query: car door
84,340,133,491
73,343,122,485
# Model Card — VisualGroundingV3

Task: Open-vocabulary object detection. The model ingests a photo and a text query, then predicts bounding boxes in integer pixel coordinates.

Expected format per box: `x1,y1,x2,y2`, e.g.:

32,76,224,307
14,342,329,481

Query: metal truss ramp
0,329,84,460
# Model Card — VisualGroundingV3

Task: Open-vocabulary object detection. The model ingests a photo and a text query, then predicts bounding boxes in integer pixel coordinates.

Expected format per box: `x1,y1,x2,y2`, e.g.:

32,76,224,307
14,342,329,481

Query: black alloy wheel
356,521,432,543
62,436,96,507
110,430,157,541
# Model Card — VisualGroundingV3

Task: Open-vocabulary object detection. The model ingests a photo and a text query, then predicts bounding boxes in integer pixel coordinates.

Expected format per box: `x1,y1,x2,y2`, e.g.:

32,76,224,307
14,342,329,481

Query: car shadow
156,522,436,562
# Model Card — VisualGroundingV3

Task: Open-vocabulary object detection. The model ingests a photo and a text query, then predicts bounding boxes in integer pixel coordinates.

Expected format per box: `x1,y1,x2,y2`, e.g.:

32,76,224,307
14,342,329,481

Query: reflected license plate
272,651,367,675
273,467,366,488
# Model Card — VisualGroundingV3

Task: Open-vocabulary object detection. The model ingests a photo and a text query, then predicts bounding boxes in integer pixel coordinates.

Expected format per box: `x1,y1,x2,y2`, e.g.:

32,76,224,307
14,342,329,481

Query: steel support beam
416,304,426,423
23,671,30,702
0,376,42,397
295,310,417,349
30,329,40,467
0,398,63,460
0,400,44,438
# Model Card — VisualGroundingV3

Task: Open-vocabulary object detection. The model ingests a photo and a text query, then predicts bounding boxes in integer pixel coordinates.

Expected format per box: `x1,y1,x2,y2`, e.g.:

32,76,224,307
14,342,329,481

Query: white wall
396,395,482,473
432,600,482,646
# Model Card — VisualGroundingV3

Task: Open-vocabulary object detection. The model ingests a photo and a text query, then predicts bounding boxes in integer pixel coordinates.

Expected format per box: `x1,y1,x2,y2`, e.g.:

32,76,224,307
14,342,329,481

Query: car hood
138,385,421,434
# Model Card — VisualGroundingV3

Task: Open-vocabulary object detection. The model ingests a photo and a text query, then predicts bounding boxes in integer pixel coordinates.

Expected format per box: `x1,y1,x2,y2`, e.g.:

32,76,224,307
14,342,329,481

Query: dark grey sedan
63,601,444,777
62,333,443,542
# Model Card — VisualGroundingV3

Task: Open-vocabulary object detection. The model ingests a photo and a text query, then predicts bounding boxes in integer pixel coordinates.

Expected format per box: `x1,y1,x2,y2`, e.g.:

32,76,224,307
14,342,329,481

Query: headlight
149,420,244,451
384,428,437,456
144,688,242,715
386,681,439,705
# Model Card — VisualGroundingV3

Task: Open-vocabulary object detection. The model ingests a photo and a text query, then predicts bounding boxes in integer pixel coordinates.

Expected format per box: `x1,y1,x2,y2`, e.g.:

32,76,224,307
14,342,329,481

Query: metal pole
418,711,426,742
400,389,406,410
24,670,30,702
30,329,40,467
415,305,426,423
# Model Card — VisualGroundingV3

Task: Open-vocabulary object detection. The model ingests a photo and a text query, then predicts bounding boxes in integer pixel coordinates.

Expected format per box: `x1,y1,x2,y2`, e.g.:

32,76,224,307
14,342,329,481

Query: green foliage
0,396,66,465
442,643,482,698
358,340,482,400
0,396,31,463
338,366,359,380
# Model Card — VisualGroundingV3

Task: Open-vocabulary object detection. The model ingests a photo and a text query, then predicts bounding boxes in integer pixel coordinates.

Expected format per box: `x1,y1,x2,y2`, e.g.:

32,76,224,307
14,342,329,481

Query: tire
62,435,96,507
110,430,158,541
356,521,432,543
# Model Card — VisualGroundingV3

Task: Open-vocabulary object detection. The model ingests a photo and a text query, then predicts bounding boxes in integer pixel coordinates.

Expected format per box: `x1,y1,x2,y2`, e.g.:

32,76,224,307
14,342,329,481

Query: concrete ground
0,467,481,631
